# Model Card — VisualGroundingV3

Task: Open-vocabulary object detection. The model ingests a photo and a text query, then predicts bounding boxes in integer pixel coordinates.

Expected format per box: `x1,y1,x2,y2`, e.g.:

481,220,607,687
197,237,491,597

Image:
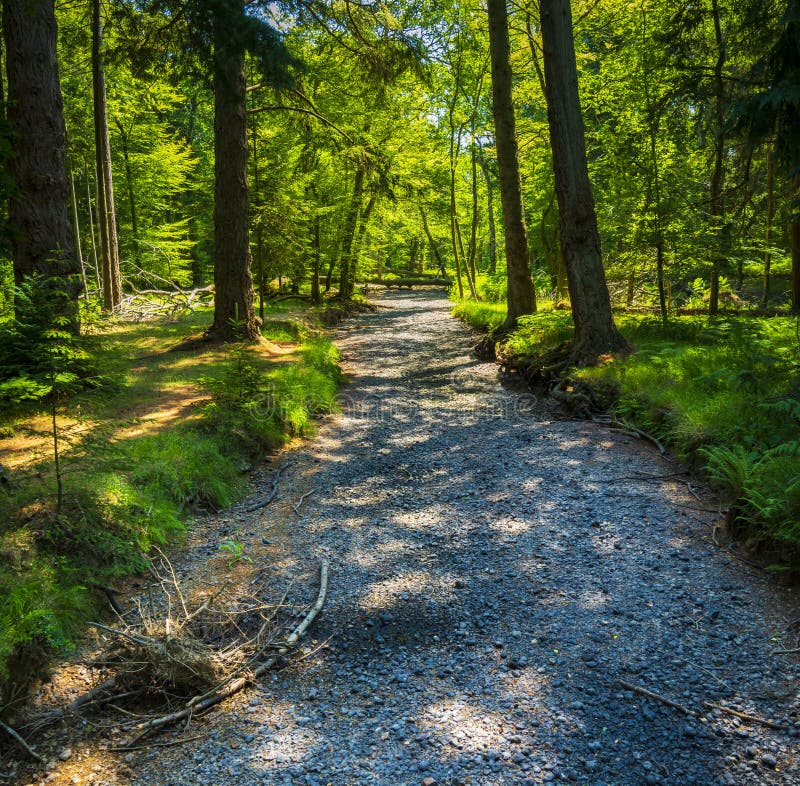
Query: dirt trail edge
133,290,799,786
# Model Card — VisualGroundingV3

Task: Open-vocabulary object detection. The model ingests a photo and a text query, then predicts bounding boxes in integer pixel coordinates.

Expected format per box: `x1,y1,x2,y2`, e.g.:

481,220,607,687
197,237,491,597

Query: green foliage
0,309,341,704
475,274,507,303
199,337,341,454
451,300,506,331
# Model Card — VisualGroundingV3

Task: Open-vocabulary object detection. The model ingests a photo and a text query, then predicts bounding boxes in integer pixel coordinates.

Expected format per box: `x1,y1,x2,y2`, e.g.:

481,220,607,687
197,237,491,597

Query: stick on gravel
245,462,292,512
615,679,697,717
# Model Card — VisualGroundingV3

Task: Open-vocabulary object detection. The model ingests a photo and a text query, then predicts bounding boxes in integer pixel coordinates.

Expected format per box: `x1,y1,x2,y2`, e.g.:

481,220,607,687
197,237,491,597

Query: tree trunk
114,118,138,239
707,0,726,317
311,210,321,305
69,165,88,298
347,192,376,295
3,0,80,321
449,146,465,299
539,0,627,363
420,207,447,277
487,0,536,326
468,139,480,290
762,139,776,307
480,156,498,274
251,121,265,320
210,0,259,341
338,166,364,300
92,0,121,311
85,162,101,293
792,175,800,314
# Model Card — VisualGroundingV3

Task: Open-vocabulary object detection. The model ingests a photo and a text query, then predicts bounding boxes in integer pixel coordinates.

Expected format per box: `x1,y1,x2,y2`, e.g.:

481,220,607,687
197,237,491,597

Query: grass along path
0,306,342,707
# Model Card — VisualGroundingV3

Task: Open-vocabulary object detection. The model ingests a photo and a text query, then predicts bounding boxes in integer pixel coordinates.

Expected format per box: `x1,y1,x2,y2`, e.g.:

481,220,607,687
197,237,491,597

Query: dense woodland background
0,0,799,711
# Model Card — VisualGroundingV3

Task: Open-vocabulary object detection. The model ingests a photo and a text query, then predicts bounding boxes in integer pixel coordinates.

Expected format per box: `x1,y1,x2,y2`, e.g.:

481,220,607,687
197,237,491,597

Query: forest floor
10,289,800,786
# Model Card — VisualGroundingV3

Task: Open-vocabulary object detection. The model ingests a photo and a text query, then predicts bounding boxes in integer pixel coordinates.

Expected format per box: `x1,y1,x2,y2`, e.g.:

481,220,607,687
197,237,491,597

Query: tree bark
3,0,80,319
487,0,536,326
338,165,364,300
420,207,447,277
468,139,480,291
210,0,259,341
792,175,800,314
92,0,121,311
480,155,498,274
707,0,726,316
85,162,101,293
539,0,627,363
762,139,776,307
114,118,138,239
69,165,88,298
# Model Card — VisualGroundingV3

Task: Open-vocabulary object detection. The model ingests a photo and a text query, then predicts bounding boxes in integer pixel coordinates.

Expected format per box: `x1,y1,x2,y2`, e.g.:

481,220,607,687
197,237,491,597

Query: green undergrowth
452,296,800,558
0,306,341,709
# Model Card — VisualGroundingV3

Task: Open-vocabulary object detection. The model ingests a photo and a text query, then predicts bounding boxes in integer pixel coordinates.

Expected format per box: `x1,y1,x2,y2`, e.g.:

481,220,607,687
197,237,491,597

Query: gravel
128,290,800,786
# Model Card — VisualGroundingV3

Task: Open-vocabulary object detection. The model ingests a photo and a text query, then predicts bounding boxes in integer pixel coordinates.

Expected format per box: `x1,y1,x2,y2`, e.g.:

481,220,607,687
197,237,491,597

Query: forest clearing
1,0,800,782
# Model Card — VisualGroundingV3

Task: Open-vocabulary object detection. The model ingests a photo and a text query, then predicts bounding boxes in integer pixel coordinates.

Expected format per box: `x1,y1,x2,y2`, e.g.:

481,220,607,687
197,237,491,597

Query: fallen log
368,277,451,289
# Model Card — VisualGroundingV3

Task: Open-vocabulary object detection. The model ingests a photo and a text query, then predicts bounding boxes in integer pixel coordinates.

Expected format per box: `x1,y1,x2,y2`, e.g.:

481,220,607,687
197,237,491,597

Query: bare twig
245,462,292,512
0,720,45,763
771,646,800,656
293,486,318,515
702,702,790,731
615,679,697,717
109,733,205,752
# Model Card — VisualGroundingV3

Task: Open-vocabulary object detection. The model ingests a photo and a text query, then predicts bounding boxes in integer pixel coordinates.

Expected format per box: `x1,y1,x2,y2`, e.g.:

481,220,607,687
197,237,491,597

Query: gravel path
132,290,799,786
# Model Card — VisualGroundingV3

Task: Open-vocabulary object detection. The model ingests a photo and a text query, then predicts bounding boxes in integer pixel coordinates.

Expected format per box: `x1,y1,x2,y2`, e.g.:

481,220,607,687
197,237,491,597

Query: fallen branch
109,733,205,752
615,679,697,717
702,702,790,731
125,560,329,744
770,646,800,656
293,486,318,515
245,462,292,512
593,417,665,454
0,720,45,764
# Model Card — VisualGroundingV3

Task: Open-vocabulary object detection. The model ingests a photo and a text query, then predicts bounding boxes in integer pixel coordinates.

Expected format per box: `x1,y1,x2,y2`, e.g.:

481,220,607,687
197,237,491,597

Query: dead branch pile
116,286,214,322
19,555,329,745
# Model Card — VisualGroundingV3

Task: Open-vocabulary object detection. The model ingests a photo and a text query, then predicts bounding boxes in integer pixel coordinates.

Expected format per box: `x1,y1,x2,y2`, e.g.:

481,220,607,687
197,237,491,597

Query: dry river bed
18,290,800,786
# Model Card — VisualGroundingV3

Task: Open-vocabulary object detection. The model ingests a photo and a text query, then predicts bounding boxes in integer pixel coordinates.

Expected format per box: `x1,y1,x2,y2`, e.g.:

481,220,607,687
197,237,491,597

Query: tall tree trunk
487,0,536,327
3,0,80,323
251,120,264,321
92,0,121,311
420,206,447,277
338,165,365,300
480,156,498,274
762,139,776,308
210,0,259,341
114,118,138,239
792,175,800,314
69,165,88,298
85,162,101,293
311,210,321,305
539,0,627,363
449,145,465,299
707,0,726,316
468,139,480,290
347,192,376,295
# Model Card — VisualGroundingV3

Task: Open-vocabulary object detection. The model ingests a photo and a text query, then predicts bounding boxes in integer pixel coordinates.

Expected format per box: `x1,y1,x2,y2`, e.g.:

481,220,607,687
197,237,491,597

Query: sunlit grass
0,304,341,699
